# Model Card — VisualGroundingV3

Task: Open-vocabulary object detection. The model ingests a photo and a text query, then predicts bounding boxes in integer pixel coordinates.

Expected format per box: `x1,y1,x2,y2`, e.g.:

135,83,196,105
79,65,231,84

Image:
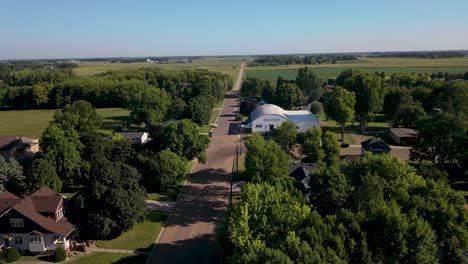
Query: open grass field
0,108,131,137
75,58,243,80
95,211,167,252
246,57,468,83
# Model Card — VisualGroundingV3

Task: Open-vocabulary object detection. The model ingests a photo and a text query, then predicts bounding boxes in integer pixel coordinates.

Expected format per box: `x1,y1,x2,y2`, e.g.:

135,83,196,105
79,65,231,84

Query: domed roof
250,104,287,121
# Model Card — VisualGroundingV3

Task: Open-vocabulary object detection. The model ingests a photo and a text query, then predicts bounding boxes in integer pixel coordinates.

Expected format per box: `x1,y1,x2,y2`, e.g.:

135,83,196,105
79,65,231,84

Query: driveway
146,63,244,264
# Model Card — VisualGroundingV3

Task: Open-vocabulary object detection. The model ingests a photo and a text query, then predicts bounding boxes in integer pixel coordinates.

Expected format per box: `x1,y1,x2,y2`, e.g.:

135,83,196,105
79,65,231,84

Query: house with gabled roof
0,187,75,253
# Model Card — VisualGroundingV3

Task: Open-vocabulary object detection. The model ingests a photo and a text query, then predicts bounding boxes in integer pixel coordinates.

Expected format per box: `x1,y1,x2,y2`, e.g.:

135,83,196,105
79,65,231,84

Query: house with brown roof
0,136,40,160
0,187,75,253
389,128,417,145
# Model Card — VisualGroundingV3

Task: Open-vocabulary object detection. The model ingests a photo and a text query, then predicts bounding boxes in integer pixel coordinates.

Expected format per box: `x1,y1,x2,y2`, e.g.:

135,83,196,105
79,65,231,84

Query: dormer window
10,218,24,227
56,208,64,220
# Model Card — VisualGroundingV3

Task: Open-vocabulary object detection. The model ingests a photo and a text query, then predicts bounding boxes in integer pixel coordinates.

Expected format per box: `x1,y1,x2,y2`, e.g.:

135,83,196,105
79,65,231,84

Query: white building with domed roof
245,104,320,133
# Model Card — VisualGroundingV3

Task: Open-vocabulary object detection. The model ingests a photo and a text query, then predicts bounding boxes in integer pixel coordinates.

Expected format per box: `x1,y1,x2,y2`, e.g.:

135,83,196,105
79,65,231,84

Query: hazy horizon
2,0,468,60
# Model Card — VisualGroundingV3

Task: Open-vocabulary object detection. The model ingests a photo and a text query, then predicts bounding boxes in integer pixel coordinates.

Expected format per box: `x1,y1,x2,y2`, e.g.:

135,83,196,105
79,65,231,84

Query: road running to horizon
146,62,244,264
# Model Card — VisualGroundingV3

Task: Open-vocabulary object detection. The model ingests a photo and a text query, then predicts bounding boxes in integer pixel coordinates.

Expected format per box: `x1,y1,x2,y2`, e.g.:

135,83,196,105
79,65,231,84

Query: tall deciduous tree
52,100,101,133
338,71,385,131
139,150,186,189
295,67,323,101
323,86,356,141
186,95,215,126
130,87,171,127
150,119,210,163
383,87,412,126
412,113,466,164
74,158,146,240
274,82,305,109
270,121,297,152
27,158,62,193
40,124,83,187
244,134,289,182
302,128,324,163
321,131,340,167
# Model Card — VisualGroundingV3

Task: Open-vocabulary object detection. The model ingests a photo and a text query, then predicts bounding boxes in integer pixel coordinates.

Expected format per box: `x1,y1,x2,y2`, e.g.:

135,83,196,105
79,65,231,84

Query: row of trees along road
219,125,468,264
0,100,209,240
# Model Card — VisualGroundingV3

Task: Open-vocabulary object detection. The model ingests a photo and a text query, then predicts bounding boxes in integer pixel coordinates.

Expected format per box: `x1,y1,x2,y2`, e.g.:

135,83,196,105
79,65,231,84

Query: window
10,218,24,227
14,237,22,245
255,124,262,128
30,237,42,242
57,208,64,219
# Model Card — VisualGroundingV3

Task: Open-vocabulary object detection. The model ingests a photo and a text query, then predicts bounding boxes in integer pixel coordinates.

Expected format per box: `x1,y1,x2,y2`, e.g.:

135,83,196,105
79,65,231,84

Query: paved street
146,63,244,264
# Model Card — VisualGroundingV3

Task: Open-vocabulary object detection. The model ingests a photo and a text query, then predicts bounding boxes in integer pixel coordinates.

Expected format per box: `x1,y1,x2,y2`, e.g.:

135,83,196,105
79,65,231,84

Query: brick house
0,187,75,253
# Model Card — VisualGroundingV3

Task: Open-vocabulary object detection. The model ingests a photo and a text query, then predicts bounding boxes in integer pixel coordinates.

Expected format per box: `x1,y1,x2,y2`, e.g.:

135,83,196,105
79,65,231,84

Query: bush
4,247,21,263
54,247,67,263
309,101,323,115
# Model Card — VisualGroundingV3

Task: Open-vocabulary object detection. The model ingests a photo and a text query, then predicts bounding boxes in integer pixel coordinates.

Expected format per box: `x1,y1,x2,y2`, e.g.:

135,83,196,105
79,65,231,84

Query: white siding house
246,104,320,133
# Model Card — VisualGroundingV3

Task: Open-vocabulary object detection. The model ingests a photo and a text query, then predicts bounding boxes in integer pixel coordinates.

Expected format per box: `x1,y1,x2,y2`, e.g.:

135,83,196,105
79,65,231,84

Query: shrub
54,247,67,263
4,247,21,263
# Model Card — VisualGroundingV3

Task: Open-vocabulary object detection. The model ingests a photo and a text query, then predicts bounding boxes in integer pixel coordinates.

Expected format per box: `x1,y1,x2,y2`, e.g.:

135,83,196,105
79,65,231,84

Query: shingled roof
0,187,75,237
0,192,21,214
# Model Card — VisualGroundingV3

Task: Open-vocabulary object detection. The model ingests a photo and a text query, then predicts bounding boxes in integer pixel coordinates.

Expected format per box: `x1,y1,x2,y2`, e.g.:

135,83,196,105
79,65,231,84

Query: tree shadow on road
164,168,230,228
147,233,222,264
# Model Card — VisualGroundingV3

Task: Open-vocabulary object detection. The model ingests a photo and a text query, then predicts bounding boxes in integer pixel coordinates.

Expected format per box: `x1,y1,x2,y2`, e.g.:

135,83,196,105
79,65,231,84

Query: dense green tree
308,166,348,215
241,77,269,98
150,119,210,162
270,121,297,151
32,83,50,106
444,80,468,116
309,101,323,115
130,87,171,127
321,131,340,167
274,82,305,109
27,158,62,193
295,67,323,101
0,156,25,193
323,86,356,141
52,100,101,133
260,85,275,103
412,113,467,163
397,101,427,128
40,124,83,187
339,70,386,131
383,87,412,126
139,150,186,189
302,128,324,163
74,158,146,240
244,134,289,182
186,95,215,126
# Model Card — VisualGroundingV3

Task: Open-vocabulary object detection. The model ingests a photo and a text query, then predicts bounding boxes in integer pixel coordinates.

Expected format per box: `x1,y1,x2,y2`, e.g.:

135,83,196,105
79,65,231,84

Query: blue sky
1,0,468,59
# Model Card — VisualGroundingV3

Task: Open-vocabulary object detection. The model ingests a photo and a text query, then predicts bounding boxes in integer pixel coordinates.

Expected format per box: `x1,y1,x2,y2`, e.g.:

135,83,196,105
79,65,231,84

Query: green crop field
0,108,131,137
75,58,243,80
246,57,468,83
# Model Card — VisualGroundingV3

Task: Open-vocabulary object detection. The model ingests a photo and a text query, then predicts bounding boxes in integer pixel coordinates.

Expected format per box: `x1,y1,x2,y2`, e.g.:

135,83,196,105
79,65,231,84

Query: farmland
0,108,131,137
246,57,468,83
74,58,243,80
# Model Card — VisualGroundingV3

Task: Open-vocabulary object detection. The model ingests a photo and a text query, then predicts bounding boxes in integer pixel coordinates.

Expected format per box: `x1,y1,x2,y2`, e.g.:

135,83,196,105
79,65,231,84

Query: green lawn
96,211,167,252
0,108,131,137
67,253,147,264
246,57,468,83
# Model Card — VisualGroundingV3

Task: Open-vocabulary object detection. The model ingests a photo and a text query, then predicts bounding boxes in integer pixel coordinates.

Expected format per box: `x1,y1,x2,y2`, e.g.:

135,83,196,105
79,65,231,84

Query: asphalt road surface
146,63,244,264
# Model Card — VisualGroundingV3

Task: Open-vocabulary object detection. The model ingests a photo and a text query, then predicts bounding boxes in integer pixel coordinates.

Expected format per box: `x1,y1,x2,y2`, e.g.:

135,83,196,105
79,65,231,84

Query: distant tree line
249,54,357,66
0,66,232,127
367,50,467,59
